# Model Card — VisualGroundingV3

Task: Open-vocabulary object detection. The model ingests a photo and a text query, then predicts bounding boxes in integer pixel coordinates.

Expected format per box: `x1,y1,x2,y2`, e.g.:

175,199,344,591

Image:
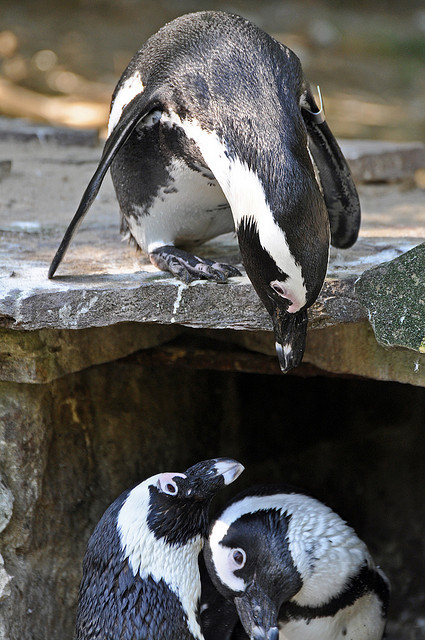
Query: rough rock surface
356,243,425,353
1,361,425,640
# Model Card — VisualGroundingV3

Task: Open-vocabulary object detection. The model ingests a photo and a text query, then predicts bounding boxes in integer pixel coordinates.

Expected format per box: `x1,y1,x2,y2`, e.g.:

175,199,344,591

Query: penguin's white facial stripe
117,476,203,640
157,472,186,496
270,279,302,312
108,72,145,136
214,493,371,608
208,519,247,593
161,112,307,311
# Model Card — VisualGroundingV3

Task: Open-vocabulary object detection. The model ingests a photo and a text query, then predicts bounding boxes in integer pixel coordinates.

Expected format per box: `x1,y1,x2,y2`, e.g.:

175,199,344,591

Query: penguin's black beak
184,458,245,498
272,307,308,373
234,583,279,640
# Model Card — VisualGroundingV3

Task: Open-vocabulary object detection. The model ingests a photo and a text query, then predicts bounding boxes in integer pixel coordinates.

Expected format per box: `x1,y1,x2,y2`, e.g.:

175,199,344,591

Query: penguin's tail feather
301,85,361,250
48,91,162,278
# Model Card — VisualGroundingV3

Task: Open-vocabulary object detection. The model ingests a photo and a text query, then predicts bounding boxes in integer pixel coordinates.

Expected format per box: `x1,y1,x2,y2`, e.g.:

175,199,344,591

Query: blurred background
1,0,424,141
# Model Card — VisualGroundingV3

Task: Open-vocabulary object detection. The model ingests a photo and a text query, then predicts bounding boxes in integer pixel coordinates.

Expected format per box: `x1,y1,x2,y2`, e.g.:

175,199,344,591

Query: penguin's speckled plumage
76,458,244,640
48,11,360,372
203,485,389,640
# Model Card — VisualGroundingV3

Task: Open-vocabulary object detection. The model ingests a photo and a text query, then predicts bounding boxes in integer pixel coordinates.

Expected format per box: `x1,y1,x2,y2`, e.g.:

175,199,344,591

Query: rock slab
356,243,425,353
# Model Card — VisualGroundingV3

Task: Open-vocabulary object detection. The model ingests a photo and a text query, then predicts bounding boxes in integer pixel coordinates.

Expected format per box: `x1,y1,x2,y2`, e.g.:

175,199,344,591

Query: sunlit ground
0,0,424,141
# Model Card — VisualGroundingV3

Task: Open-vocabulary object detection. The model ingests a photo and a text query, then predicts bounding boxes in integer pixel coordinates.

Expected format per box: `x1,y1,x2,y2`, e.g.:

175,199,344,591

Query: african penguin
48,11,360,373
202,484,389,640
75,457,244,639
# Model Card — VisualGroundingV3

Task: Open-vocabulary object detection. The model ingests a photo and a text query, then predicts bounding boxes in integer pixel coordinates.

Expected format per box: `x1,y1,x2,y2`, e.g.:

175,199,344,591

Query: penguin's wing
48,92,161,278
301,86,361,249
199,555,247,640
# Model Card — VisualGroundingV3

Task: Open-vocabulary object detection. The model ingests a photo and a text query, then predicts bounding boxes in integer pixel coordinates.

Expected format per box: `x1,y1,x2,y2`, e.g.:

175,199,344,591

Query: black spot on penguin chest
110,121,211,221
110,123,173,220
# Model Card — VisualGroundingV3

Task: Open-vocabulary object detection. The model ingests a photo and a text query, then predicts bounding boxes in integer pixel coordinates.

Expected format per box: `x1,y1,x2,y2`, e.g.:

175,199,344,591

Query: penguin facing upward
76,457,244,640
203,485,389,640
48,11,360,373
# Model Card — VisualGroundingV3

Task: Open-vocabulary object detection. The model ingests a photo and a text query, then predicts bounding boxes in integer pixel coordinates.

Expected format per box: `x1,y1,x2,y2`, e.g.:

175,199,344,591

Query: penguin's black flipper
150,246,242,284
199,555,248,640
48,93,161,278
301,87,361,249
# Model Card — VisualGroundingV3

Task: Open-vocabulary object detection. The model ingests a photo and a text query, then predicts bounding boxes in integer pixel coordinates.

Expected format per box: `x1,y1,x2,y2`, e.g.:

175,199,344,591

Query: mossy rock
356,243,425,353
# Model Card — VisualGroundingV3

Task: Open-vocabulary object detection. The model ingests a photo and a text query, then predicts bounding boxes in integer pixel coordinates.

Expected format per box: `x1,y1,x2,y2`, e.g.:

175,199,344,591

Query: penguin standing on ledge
203,485,389,640
48,11,360,372
76,457,244,639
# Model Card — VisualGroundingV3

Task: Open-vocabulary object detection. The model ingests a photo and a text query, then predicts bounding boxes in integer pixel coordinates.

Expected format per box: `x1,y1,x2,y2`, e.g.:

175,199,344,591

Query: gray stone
356,243,425,353
0,555,12,603
0,481,13,534
0,117,99,147
0,323,182,384
0,162,11,182
340,139,425,183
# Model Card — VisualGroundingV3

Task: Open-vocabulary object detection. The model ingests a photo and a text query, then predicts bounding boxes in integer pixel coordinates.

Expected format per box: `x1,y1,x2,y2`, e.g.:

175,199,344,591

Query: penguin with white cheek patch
202,485,389,640
75,457,244,639
48,11,360,373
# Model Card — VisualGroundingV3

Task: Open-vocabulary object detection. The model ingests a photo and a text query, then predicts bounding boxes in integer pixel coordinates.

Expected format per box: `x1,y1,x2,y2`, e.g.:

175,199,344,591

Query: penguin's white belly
128,159,234,253
279,593,386,640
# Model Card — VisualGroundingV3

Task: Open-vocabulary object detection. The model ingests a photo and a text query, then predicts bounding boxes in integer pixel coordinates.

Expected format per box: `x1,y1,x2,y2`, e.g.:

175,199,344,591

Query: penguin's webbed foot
149,246,241,284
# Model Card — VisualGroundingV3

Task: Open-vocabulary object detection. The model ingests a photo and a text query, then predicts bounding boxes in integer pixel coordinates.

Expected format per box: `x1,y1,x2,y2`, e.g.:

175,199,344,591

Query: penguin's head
237,217,312,374
143,458,245,544
117,457,244,573
205,502,300,640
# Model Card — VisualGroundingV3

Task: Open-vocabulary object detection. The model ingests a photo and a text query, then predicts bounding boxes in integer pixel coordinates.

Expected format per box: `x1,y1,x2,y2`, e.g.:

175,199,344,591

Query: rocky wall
1,352,424,639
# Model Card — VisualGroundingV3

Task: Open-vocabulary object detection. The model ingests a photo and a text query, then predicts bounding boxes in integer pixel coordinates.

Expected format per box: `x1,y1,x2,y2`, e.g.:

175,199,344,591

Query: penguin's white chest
128,158,234,253
279,592,386,640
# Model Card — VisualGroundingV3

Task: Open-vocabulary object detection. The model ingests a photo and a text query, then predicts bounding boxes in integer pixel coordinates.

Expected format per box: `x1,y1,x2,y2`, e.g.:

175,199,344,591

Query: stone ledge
1,130,424,384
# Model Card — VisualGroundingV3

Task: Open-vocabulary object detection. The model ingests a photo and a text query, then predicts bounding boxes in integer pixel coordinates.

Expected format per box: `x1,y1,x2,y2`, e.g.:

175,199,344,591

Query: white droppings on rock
171,282,187,322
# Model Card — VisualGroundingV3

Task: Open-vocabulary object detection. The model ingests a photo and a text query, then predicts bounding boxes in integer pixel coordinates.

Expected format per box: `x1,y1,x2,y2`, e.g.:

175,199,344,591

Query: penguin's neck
117,480,204,640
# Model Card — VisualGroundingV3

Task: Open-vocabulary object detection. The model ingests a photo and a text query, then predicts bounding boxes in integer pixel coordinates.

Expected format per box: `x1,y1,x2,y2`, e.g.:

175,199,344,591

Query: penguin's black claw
149,246,242,284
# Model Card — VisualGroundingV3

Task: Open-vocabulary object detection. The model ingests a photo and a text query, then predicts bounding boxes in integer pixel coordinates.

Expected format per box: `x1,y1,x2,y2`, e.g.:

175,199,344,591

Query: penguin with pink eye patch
202,484,389,640
75,457,244,640
48,11,360,372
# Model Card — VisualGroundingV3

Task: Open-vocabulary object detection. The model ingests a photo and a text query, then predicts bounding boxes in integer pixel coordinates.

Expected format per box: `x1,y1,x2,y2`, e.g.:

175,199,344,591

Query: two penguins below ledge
201,484,390,640
75,457,389,640
48,10,361,374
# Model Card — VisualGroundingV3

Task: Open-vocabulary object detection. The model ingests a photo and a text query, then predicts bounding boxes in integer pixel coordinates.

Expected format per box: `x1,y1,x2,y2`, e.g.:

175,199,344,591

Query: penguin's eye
230,548,246,569
165,482,177,494
157,472,186,496
158,477,179,496
270,280,287,298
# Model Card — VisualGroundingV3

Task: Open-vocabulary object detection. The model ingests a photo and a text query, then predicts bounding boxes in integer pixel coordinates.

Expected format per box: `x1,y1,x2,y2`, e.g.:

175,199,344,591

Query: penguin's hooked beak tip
275,341,298,374
235,586,279,640
272,308,308,373
184,458,244,496
213,459,245,485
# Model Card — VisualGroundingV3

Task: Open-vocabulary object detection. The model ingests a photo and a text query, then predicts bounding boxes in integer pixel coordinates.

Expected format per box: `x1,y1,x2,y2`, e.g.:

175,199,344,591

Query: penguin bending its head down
203,485,389,640
48,11,360,373
76,457,244,639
